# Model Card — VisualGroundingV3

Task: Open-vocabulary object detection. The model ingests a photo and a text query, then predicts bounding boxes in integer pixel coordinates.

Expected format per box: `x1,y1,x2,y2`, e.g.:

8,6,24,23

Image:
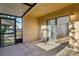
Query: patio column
68,22,79,52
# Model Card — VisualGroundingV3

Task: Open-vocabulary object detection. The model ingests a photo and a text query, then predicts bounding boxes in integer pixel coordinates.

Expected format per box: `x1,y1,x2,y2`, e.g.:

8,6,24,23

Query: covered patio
0,3,79,56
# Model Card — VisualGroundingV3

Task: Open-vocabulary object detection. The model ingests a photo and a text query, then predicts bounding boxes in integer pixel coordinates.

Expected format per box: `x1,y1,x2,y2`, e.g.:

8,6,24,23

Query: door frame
47,15,69,42
0,17,16,47
0,16,23,47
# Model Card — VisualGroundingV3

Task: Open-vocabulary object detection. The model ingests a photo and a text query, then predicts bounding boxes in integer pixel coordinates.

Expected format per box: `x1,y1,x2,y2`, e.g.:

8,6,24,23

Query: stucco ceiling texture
26,3,73,18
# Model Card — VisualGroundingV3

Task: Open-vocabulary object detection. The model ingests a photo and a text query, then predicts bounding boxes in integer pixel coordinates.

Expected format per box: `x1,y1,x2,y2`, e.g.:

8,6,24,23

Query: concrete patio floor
0,41,68,56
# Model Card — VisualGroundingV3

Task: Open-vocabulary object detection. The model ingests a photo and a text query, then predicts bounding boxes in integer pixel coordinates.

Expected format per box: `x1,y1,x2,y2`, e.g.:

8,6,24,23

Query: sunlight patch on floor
36,42,59,51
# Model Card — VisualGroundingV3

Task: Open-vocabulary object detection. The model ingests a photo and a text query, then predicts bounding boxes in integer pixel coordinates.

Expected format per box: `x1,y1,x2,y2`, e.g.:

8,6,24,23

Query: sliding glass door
0,14,23,47
47,16,69,43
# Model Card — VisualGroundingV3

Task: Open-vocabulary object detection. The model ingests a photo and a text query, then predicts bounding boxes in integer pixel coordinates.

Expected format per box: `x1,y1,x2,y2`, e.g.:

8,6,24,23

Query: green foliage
0,25,10,34
0,25,10,46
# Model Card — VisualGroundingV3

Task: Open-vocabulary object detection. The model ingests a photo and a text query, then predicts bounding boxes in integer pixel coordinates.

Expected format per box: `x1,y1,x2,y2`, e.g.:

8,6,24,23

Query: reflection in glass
48,19,57,42
1,19,15,46
48,16,69,43
1,34,14,46
57,16,69,38
0,14,23,47
1,19,14,25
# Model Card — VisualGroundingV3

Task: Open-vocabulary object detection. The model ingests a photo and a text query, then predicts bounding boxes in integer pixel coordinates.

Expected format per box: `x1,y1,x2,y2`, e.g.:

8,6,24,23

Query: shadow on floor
0,41,68,56
46,41,69,56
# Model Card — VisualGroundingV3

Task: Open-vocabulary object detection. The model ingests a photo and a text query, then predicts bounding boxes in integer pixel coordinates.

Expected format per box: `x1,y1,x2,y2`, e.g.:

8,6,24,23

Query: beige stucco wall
23,16,38,42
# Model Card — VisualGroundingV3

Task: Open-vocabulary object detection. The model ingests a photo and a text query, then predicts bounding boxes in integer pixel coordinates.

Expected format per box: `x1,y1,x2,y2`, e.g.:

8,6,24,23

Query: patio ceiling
25,3,74,18
0,3,36,17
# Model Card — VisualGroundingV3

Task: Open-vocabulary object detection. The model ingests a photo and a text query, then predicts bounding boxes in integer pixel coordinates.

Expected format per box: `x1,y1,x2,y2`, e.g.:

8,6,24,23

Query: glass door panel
1,18,15,47
57,16,69,38
48,19,57,43
16,17,23,43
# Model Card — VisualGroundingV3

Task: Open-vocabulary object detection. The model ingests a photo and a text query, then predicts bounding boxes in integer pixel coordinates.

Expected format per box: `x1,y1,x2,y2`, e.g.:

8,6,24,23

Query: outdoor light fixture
71,13,74,15
70,13,74,17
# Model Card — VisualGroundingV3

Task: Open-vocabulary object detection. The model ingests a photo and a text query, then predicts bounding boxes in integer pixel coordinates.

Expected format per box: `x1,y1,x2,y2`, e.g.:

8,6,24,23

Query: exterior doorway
47,16,69,43
0,13,23,47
